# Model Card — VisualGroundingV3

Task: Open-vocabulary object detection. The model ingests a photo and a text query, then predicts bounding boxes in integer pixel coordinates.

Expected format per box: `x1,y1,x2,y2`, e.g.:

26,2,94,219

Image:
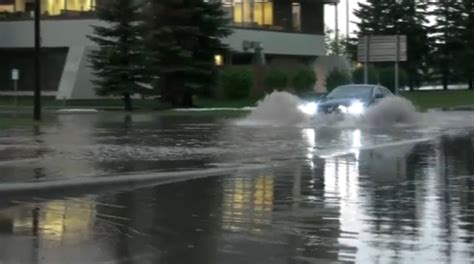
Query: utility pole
346,0,349,38
34,0,41,121
335,2,339,55
443,0,449,90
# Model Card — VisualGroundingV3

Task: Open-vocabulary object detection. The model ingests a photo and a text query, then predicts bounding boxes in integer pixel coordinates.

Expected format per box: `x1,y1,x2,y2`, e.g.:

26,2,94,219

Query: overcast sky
324,0,367,37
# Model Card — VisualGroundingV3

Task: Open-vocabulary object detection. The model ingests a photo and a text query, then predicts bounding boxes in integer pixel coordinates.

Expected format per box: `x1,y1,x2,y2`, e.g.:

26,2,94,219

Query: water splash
238,91,421,128
361,96,420,127
236,92,308,126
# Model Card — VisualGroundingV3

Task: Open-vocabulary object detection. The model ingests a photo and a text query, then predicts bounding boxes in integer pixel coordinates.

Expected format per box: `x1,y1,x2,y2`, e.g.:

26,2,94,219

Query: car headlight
298,102,318,116
347,101,365,115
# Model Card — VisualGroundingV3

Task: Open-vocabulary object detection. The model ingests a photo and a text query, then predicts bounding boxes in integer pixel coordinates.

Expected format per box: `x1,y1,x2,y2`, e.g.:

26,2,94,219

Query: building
0,0,337,99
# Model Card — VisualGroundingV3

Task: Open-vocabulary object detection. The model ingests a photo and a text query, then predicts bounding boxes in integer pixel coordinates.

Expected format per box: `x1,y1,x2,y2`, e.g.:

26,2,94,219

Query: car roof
336,84,380,89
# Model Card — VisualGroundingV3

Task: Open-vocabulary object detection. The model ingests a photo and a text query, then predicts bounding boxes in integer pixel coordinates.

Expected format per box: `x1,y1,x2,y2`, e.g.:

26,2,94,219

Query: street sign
11,69,19,80
357,35,407,62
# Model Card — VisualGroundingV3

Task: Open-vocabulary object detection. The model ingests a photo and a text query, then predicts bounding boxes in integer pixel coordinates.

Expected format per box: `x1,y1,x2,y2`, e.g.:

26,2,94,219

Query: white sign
11,69,19,80
358,35,407,62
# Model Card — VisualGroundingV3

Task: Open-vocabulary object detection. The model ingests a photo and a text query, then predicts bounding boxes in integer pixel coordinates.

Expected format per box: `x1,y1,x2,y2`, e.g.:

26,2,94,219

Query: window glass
232,0,273,26
291,2,301,31
374,87,384,97
4,0,94,15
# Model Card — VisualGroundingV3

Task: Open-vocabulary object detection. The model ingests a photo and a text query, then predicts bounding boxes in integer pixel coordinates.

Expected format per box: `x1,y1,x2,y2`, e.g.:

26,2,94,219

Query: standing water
0,93,473,263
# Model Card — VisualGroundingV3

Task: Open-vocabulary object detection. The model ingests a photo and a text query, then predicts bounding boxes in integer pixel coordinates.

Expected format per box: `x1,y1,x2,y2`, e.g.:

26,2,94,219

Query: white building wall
0,19,326,99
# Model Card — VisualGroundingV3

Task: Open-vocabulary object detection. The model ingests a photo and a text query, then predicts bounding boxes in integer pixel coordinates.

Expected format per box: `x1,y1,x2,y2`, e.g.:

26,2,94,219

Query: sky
324,0,367,37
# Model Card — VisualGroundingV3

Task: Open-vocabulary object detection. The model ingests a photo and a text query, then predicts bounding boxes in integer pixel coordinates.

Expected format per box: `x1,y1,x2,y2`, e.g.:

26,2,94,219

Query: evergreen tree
456,0,474,89
325,27,349,57
189,0,232,97
88,0,145,111
392,0,430,90
427,0,464,90
145,0,230,107
354,1,393,35
354,0,429,90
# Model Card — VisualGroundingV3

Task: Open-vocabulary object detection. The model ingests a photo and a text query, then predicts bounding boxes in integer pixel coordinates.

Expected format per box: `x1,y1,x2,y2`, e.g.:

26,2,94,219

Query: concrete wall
0,19,326,99
56,46,97,99
0,20,94,48
226,29,325,56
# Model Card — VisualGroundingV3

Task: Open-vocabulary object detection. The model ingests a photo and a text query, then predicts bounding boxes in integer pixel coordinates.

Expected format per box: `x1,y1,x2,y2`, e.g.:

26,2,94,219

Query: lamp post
334,2,339,55
346,0,349,38
442,0,448,90
34,0,41,121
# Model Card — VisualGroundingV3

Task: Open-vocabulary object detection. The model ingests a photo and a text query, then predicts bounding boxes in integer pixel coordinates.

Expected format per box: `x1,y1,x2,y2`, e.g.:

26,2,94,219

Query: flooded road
1,109,474,263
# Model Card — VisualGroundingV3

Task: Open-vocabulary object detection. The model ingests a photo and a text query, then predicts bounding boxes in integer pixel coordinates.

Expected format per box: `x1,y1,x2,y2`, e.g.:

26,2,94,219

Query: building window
44,0,94,15
1,0,94,16
253,0,272,26
231,0,273,27
292,2,301,32
0,0,15,12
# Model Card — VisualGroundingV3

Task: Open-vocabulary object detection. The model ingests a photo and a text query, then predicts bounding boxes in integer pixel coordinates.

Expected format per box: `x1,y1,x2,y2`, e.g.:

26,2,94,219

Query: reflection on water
0,113,474,263
0,198,99,263
222,175,274,233
10,199,95,242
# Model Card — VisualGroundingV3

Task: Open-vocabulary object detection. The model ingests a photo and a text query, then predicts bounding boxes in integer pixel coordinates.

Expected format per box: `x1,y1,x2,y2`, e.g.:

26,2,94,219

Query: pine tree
456,0,474,89
145,0,230,107
189,0,232,97
393,0,430,90
354,1,393,35
87,0,145,111
354,0,429,90
427,0,464,90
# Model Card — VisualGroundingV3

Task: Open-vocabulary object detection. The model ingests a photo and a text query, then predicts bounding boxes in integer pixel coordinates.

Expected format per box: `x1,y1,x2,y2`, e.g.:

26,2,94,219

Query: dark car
314,84,392,115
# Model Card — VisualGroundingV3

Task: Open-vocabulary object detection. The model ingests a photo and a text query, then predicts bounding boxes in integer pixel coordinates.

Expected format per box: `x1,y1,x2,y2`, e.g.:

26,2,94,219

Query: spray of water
361,96,420,127
238,91,421,128
236,91,308,126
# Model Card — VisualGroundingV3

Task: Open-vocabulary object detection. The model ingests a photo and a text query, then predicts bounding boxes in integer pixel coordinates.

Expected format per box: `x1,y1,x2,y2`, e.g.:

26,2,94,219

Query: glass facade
0,0,323,35
226,0,273,27
0,0,95,18
221,0,324,34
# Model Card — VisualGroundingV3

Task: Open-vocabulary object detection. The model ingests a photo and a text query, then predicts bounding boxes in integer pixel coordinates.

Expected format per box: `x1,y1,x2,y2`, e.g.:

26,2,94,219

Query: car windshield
326,86,373,100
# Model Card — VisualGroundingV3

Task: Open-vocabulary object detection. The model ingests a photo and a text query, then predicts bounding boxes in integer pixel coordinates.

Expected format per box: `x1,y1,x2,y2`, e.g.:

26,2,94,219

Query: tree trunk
123,92,132,111
160,75,194,108
469,74,473,90
159,76,176,107
408,76,415,91
443,67,449,90
181,88,194,108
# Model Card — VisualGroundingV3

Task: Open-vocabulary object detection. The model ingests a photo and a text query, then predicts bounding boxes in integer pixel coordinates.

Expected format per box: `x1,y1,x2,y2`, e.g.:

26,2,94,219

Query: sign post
395,35,400,95
364,36,369,84
34,0,42,121
358,35,407,91
11,69,19,108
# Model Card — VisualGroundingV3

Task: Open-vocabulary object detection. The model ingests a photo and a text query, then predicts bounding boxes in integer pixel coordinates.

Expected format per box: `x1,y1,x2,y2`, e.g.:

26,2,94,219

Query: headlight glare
298,102,318,116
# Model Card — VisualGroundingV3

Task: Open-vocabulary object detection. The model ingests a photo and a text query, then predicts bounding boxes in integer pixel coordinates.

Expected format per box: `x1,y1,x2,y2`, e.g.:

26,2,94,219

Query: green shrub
292,68,317,94
378,67,408,93
326,69,351,92
219,67,254,99
264,69,289,92
352,65,379,84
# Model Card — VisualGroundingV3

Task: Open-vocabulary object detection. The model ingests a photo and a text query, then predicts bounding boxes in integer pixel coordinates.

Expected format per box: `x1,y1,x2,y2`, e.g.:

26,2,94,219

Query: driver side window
374,88,384,98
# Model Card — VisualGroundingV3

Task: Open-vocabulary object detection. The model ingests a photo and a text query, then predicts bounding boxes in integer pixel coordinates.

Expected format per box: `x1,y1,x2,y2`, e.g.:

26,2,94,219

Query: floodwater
1,96,474,263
